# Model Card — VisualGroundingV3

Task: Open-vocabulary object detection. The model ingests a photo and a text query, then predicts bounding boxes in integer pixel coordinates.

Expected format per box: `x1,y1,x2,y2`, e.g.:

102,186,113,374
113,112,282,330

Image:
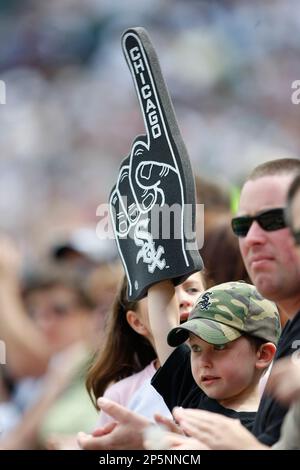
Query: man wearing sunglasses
232,160,300,307
170,158,300,450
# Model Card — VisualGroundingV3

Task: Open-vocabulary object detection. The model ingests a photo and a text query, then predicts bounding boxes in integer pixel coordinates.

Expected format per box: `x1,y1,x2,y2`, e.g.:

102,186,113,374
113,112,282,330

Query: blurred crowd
0,0,300,256
0,230,122,449
1,0,300,451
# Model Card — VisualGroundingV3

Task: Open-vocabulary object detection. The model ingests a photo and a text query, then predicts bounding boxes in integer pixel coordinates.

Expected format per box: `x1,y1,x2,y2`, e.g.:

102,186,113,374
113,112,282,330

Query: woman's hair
200,220,250,288
86,275,156,407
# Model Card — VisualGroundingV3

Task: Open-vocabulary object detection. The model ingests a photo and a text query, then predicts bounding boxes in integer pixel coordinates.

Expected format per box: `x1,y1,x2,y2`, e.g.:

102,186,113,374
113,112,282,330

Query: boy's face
189,334,259,404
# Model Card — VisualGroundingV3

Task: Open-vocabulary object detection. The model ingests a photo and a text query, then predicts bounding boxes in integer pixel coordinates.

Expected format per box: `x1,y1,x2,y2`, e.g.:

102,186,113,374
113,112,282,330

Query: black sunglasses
231,208,286,237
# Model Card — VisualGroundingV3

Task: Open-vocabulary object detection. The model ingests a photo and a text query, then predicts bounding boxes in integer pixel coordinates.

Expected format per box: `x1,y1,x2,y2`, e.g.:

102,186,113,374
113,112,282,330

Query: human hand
172,407,265,450
266,356,300,405
77,397,150,450
144,424,208,450
154,412,183,434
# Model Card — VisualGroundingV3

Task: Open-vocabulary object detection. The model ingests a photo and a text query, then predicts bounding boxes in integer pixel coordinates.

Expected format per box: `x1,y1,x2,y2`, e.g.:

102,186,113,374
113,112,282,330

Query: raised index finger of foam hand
122,28,176,151
121,28,204,256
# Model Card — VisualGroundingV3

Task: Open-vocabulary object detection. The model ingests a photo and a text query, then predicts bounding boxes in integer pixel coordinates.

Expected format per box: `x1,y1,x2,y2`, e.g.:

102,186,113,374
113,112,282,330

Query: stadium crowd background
0,0,300,259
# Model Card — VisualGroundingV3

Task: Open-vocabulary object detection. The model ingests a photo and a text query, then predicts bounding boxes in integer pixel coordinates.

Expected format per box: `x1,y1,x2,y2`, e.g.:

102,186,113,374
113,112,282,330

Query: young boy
149,281,281,430
78,280,281,450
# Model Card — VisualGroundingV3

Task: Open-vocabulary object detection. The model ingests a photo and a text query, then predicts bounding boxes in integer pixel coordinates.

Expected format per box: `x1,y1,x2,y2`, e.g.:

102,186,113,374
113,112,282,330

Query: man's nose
243,220,267,246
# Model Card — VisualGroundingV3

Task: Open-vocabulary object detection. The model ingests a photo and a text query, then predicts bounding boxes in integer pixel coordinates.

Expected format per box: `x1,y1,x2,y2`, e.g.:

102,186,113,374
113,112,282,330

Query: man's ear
126,310,148,337
256,342,277,370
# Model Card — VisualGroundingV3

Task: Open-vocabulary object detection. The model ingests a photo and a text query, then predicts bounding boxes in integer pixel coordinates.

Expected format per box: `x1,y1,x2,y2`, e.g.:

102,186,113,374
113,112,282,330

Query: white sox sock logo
134,218,166,274
198,292,212,310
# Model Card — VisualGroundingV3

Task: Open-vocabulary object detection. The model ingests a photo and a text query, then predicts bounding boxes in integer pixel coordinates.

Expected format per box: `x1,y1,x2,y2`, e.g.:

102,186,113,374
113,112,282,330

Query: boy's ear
126,309,148,337
256,342,277,370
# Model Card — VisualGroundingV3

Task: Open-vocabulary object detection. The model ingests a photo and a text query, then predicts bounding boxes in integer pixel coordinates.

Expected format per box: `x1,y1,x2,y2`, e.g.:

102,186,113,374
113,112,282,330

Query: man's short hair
247,158,300,182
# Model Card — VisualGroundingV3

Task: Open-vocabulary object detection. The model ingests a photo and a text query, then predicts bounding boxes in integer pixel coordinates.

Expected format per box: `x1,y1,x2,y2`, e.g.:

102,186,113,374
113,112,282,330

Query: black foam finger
123,28,198,215
110,28,203,300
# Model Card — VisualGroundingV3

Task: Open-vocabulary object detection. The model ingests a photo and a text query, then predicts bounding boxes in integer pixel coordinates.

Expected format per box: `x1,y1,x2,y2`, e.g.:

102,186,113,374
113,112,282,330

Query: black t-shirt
252,309,300,445
151,344,255,430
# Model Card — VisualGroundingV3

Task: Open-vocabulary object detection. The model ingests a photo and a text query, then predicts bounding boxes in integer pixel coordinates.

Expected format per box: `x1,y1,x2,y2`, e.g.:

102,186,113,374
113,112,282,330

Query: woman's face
175,272,205,322
135,271,205,331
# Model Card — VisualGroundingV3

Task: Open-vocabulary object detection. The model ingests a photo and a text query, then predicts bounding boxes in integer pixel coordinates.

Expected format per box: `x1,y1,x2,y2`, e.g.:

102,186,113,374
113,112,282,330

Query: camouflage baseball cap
167,281,281,347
